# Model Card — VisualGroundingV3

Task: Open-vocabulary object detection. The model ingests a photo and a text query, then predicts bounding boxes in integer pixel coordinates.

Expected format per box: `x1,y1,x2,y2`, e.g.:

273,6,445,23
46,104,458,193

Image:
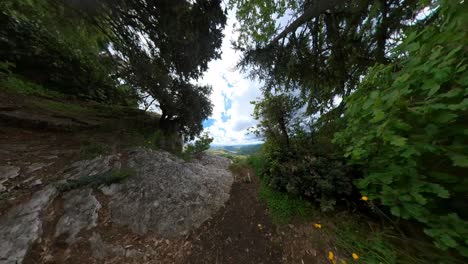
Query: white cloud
198,11,263,145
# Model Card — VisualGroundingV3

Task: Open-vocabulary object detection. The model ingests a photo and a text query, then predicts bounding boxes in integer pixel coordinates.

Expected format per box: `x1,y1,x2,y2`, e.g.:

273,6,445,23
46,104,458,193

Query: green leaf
426,82,440,96
450,153,468,167
440,234,458,248
371,110,385,123
390,135,407,147
391,206,401,217
433,112,457,124
424,183,450,198
406,42,420,52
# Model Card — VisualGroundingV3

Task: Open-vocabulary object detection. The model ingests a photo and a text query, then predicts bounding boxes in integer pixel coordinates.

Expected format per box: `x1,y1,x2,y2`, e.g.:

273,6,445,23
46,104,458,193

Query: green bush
0,62,64,98
0,1,134,104
335,1,468,256
258,140,354,212
183,132,213,156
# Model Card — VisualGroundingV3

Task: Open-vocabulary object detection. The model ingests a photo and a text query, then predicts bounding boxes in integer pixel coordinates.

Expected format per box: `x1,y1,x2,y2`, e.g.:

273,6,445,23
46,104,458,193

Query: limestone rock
107,148,233,237
54,188,101,244
25,162,53,174
0,186,57,264
62,154,121,180
0,165,20,181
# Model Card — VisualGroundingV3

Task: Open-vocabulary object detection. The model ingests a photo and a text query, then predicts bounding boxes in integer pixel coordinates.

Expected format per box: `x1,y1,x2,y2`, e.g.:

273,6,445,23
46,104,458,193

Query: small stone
100,184,121,196
31,179,43,187
26,162,53,174
0,165,20,180
41,155,59,160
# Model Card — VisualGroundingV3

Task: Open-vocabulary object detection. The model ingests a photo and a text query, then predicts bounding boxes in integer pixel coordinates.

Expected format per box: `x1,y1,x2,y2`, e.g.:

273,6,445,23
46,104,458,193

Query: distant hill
209,144,263,156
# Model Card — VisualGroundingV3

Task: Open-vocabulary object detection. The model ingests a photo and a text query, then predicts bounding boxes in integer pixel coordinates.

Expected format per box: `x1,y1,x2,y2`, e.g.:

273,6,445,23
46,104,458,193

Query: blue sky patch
223,92,232,111
221,112,229,122
203,118,215,128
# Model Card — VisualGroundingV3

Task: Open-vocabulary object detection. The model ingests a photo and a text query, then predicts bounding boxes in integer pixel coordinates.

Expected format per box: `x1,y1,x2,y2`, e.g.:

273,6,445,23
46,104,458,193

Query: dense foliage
0,0,226,140
231,0,424,117
233,0,467,257
0,0,124,103
335,1,468,255
251,93,354,211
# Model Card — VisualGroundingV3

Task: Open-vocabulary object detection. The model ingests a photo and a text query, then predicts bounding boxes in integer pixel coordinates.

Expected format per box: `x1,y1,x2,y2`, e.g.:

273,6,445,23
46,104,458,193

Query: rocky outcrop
0,147,233,263
108,148,233,237
0,165,20,192
54,188,101,244
0,186,57,264
0,110,100,131
62,154,122,180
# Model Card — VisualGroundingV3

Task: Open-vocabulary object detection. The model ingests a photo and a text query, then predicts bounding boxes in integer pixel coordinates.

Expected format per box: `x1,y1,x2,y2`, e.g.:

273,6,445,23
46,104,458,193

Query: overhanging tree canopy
231,0,425,117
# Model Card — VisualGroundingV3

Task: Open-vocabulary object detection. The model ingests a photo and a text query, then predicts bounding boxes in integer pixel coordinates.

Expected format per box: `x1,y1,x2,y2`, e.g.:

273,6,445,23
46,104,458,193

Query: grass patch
259,184,314,225
328,217,398,264
58,169,134,192
228,156,249,174
33,99,89,115
81,142,108,159
247,154,267,178
1,75,64,99
324,215,465,264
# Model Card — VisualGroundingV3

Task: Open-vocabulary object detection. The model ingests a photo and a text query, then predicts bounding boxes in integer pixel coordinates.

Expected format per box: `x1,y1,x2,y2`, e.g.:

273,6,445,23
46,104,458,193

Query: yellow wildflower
328,251,334,260
361,196,369,201
314,223,322,229
341,260,347,264
352,253,359,260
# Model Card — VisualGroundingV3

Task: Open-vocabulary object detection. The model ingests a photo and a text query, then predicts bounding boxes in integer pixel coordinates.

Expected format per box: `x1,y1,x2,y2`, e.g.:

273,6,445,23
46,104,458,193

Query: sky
197,11,263,146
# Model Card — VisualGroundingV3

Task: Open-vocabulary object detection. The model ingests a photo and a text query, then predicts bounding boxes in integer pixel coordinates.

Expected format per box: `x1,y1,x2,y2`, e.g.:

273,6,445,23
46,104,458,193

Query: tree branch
268,0,348,46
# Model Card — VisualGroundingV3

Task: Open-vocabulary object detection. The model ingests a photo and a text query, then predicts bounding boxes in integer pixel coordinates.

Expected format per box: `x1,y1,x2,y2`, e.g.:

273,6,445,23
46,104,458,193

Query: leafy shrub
184,133,213,156
0,2,134,104
143,130,163,149
1,75,63,98
259,139,354,212
335,1,468,256
0,62,64,98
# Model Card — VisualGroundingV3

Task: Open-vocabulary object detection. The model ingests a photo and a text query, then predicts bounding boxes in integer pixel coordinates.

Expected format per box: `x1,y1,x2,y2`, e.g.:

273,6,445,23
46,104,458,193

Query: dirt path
188,171,282,264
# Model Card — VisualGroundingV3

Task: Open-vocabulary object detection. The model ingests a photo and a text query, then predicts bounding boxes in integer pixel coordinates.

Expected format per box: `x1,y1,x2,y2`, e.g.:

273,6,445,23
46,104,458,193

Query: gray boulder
0,186,57,264
54,188,101,244
107,148,233,237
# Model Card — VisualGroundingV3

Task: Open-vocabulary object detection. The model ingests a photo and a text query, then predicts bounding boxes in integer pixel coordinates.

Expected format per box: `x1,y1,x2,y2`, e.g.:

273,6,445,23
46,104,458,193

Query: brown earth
189,169,282,264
